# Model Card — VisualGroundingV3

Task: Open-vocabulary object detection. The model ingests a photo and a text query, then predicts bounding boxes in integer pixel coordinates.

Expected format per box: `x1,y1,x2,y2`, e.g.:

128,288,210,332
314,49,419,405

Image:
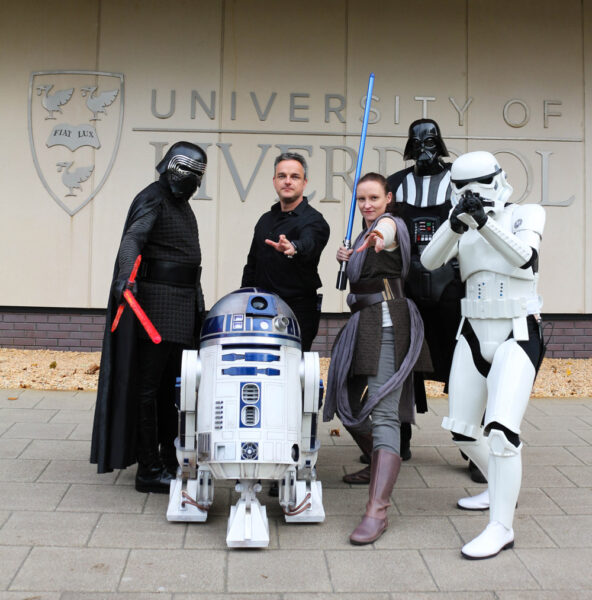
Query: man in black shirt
241,152,330,351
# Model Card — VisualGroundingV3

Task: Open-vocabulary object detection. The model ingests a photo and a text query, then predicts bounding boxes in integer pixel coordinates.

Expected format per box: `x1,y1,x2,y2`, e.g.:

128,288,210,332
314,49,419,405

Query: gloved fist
449,203,469,234
458,191,488,229
111,277,137,303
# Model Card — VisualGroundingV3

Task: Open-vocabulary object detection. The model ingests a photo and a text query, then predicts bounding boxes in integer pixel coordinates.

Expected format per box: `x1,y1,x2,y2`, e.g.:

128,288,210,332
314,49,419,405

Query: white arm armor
420,219,461,271
478,204,545,268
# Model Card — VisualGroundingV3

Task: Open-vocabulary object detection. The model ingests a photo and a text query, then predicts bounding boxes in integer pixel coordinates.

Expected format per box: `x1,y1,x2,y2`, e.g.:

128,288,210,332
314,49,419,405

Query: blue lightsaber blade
336,72,375,290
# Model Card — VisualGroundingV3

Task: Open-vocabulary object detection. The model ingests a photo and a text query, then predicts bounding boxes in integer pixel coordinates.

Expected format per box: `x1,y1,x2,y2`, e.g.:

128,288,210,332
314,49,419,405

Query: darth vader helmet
450,151,513,214
403,119,449,171
157,141,207,199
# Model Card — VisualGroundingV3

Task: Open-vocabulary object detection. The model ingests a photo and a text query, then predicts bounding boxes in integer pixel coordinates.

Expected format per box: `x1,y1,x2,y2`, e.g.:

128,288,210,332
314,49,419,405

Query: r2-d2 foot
166,288,325,547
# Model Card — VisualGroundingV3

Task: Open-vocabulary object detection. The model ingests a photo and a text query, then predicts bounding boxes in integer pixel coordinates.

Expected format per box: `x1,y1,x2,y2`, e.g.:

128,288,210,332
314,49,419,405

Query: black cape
90,183,164,473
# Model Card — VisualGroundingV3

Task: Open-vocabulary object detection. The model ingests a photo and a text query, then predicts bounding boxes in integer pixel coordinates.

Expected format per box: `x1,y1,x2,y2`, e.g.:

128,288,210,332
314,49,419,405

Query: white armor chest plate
457,208,540,334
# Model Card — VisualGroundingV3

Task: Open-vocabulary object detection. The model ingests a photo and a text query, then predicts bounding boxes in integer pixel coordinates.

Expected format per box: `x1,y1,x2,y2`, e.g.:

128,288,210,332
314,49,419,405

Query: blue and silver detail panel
239,382,261,428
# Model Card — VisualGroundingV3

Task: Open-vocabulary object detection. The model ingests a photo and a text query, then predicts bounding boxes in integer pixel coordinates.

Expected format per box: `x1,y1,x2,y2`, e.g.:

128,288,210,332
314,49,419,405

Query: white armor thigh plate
485,339,535,433
443,336,488,438
467,318,512,364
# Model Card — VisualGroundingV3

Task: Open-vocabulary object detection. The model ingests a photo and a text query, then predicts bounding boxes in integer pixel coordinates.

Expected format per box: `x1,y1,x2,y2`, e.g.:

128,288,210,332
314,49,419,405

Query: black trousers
284,295,321,352
136,339,183,464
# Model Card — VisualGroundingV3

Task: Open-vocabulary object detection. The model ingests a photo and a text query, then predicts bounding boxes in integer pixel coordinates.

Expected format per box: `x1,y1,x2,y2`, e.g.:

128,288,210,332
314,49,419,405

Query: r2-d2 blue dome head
200,288,301,349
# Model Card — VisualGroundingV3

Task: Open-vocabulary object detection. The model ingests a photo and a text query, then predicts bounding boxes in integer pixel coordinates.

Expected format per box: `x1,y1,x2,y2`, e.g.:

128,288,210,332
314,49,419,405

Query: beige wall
0,0,589,313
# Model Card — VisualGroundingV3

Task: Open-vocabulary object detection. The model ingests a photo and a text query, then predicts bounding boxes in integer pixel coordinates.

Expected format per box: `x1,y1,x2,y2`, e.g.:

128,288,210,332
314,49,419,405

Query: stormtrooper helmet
157,141,207,199
450,151,513,214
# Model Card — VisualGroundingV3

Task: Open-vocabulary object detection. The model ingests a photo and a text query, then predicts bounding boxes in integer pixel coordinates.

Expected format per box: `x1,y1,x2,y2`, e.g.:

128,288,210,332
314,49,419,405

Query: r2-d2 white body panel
167,288,325,547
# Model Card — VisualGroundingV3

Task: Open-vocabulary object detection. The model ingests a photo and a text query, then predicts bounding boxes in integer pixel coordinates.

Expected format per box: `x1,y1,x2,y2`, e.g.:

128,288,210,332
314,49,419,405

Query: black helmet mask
404,119,449,175
156,141,207,200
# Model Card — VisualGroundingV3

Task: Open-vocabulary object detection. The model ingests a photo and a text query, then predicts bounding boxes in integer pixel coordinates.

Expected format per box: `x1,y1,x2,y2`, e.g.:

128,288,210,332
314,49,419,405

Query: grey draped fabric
323,215,425,426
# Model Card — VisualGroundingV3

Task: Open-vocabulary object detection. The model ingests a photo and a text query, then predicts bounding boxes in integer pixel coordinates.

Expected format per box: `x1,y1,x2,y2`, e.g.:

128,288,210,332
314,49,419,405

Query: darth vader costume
91,142,207,493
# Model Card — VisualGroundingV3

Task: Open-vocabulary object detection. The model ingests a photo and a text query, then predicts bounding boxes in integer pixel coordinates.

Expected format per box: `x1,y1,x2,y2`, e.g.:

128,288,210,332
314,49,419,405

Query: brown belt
349,277,404,314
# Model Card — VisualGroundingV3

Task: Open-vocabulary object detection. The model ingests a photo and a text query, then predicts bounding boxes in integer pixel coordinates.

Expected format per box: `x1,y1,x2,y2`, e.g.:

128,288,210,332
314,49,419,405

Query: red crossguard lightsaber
111,255,162,344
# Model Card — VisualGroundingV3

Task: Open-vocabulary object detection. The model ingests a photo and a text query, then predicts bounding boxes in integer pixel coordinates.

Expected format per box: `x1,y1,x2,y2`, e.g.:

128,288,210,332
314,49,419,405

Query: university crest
28,70,124,216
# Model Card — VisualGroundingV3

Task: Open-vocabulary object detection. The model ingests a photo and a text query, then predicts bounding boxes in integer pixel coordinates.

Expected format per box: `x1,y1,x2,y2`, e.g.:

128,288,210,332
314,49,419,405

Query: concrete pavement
1,388,592,599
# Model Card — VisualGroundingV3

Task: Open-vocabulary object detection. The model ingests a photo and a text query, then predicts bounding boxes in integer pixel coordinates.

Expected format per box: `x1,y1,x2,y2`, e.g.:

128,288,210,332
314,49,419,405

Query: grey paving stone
35,393,94,411
58,484,145,513
120,549,226,593
416,465,479,488
523,446,585,466
0,592,61,600
2,422,76,440
0,510,9,527
450,513,555,548
521,430,588,446
0,546,30,589
517,548,592,589
39,459,118,484
49,408,94,423
389,594,495,600
413,445,455,466
176,595,280,600
316,444,361,466
394,488,468,516
68,421,93,440
497,591,592,599
523,415,591,430
391,465,427,488
413,427,455,447
0,408,56,423
530,400,592,417
0,458,48,482
0,390,44,407
535,515,592,547
20,439,91,460
89,513,186,549
512,488,566,515
0,482,68,511
422,547,537,591
61,594,170,600
374,515,462,549
316,465,351,488
425,399,448,416
567,445,592,465
543,487,592,514
321,487,380,516
0,511,99,546
286,595,390,600
0,438,30,459
277,515,369,550
10,547,128,592
557,465,592,486
227,550,331,593
521,465,576,488
571,428,592,444
327,549,436,593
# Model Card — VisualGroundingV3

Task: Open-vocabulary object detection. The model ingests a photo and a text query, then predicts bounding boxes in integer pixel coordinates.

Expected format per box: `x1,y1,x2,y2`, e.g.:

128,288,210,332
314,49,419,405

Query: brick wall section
1,309,590,358
0,309,106,352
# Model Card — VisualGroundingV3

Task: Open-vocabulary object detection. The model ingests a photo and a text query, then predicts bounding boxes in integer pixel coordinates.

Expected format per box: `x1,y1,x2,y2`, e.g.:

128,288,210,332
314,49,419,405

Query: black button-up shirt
241,197,330,299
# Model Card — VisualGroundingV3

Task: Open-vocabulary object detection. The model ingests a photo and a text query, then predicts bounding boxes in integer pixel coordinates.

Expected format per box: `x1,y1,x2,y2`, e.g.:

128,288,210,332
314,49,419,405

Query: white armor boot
454,433,490,510
461,429,521,559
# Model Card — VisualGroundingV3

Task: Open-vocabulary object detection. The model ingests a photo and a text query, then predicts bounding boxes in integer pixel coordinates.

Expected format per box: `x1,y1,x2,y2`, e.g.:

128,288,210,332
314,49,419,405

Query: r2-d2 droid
166,288,325,547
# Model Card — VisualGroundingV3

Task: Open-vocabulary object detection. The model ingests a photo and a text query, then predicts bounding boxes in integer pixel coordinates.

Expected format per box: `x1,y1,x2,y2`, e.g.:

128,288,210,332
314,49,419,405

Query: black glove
111,277,137,304
458,191,488,229
449,203,469,234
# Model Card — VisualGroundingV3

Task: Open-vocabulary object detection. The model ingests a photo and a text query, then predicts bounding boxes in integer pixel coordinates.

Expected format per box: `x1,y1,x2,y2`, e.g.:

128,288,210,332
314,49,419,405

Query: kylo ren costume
91,142,207,493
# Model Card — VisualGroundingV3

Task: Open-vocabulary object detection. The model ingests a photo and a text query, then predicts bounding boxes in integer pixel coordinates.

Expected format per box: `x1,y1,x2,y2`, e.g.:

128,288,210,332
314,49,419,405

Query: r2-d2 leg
280,352,325,523
167,351,214,522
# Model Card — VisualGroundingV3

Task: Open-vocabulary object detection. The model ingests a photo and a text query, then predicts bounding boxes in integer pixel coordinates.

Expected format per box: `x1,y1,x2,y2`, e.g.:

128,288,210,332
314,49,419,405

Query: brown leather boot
349,449,402,545
343,427,373,484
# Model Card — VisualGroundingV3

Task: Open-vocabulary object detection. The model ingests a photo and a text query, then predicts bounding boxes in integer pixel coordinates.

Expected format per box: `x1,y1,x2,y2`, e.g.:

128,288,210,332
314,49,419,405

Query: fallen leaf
85,363,100,375
49,361,57,369
330,428,341,437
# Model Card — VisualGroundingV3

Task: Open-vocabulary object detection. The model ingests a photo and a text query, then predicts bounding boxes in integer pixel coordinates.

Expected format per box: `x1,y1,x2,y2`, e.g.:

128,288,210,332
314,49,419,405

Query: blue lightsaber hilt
336,72,375,291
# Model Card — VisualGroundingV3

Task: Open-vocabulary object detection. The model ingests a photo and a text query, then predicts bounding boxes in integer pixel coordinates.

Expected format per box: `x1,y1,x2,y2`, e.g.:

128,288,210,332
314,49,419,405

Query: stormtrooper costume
421,151,545,559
